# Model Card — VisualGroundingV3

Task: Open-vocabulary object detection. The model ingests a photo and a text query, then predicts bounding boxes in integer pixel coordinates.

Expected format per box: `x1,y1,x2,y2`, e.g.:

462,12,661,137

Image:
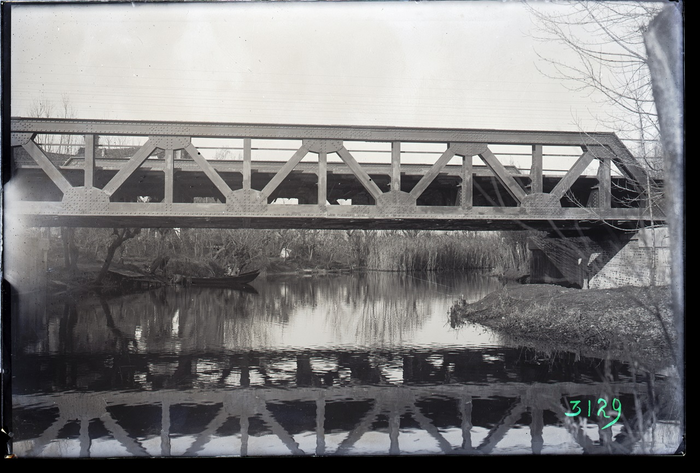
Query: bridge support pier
528,226,670,289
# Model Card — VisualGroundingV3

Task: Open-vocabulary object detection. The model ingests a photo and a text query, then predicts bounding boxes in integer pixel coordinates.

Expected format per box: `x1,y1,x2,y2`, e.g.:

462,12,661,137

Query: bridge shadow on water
10,273,682,457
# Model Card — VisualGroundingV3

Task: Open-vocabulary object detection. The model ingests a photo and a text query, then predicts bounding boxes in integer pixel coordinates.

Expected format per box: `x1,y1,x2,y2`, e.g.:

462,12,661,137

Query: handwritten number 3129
565,398,622,429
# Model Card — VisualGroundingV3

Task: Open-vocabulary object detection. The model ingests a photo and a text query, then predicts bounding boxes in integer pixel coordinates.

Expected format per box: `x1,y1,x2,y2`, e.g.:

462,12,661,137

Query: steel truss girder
8,118,663,230
9,117,640,147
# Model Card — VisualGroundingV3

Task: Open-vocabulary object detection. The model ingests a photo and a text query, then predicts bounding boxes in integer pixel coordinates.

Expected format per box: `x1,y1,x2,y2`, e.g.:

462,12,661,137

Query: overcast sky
10,0,645,133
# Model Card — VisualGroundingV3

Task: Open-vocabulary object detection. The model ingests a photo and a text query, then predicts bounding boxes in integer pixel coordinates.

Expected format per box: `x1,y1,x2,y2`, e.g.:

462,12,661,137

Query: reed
364,231,529,273
50,227,530,276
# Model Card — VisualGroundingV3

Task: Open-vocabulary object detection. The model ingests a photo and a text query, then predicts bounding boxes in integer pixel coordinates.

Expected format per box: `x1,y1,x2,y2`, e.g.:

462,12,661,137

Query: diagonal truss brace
184,142,234,199
549,151,595,201
336,146,384,201
22,140,74,194
261,144,311,200
409,146,458,200
477,147,527,203
102,140,158,197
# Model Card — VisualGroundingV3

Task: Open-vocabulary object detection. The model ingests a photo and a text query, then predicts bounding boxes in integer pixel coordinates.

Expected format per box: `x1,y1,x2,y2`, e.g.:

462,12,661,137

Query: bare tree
525,0,668,232
525,1,665,160
27,94,79,155
27,97,55,119
93,228,142,285
61,227,80,274
645,4,684,435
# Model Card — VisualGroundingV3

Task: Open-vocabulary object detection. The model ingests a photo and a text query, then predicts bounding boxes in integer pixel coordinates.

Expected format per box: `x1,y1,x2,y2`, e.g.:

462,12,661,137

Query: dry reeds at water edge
365,232,528,273
136,229,529,274
44,227,529,276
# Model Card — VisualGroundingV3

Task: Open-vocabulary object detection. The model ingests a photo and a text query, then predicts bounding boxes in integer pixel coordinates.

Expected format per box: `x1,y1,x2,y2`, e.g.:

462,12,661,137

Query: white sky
9,0,636,133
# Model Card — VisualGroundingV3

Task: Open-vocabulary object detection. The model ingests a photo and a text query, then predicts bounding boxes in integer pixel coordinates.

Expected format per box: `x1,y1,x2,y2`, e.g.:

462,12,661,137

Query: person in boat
150,255,170,277
225,264,240,276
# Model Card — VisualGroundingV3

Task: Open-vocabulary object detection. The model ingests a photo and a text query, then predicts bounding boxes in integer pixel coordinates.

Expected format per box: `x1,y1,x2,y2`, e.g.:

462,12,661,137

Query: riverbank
449,283,679,369
45,256,355,295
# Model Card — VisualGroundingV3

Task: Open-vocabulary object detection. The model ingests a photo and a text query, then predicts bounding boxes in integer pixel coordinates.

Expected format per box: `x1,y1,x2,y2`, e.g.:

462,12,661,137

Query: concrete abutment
529,226,671,289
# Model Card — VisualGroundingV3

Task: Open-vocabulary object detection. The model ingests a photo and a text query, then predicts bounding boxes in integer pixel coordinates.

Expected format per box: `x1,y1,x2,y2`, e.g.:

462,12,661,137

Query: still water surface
11,272,681,457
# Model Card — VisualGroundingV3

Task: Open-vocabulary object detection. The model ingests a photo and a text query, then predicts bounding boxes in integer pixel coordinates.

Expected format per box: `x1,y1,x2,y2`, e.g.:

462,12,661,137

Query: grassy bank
449,284,677,368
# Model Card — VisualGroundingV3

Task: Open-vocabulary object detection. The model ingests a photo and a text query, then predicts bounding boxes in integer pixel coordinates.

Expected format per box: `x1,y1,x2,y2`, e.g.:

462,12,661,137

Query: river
9,271,682,457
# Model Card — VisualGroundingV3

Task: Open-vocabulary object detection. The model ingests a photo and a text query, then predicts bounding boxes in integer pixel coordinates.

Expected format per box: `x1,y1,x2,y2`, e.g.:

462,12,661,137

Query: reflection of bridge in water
12,348,675,457
13,381,664,457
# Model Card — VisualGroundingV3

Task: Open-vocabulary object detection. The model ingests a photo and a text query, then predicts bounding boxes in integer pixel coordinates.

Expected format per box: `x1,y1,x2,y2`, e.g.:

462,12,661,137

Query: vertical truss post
318,150,327,207
530,407,544,454
315,396,326,455
531,144,543,194
391,141,401,191
240,414,249,457
461,396,474,452
461,153,473,210
79,417,90,457
598,156,611,210
84,134,95,189
243,138,252,191
388,405,401,455
164,149,174,204
161,399,172,457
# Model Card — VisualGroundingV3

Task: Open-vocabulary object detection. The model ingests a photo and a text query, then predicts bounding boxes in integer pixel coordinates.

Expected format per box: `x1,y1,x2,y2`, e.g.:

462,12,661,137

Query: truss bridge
7,118,664,231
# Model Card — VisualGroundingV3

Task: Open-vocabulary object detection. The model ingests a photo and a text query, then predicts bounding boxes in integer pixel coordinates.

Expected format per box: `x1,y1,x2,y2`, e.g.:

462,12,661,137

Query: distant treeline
47,227,531,275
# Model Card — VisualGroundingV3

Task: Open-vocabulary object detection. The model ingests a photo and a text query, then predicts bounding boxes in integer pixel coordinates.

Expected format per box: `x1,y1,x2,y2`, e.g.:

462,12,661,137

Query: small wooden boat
189,269,261,287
